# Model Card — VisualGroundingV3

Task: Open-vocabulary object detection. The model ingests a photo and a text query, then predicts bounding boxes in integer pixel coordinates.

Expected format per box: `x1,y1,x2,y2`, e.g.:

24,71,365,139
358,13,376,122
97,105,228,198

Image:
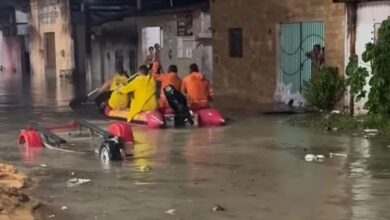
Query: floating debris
364,129,378,133
331,110,340,114
305,154,326,162
165,209,176,215
40,164,48,168
67,178,91,187
315,155,325,162
212,205,225,212
329,153,348,158
140,165,152,172
61,206,68,210
304,154,315,162
48,214,55,218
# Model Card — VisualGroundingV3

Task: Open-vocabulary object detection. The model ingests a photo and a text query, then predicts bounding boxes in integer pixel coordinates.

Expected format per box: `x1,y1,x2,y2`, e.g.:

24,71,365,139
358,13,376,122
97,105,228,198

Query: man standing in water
305,44,322,75
144,46,155,67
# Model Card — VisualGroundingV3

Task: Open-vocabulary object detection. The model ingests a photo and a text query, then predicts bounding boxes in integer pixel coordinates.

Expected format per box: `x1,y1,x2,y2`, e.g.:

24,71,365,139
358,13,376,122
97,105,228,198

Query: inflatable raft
104,106,225,129
104,84,225,128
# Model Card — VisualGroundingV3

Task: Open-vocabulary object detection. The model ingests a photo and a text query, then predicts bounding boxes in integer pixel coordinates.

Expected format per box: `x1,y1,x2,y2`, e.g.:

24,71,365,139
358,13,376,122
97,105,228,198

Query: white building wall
354,1,390,113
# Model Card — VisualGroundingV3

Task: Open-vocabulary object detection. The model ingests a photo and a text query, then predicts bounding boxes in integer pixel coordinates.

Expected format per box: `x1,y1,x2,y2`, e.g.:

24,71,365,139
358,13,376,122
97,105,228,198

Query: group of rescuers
98,44,213,123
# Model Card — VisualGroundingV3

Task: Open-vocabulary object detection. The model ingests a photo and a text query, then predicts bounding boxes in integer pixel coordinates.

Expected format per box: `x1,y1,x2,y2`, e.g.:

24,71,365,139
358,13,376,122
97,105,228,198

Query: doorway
44,32,56,73
279,21,324,92
141,27,163,60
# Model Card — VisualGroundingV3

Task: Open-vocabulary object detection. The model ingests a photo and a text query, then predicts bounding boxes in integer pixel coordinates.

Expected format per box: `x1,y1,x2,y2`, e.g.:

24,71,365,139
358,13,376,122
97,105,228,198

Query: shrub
303,67,345,111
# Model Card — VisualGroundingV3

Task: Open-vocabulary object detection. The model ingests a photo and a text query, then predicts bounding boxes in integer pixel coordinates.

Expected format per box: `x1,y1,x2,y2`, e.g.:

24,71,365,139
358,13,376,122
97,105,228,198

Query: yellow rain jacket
119,75,158,122
108,75,130,109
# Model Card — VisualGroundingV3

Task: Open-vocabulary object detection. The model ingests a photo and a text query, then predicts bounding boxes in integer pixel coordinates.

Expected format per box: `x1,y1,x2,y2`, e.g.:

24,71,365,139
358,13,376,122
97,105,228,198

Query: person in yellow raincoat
118,65,159,122
97,65,129,110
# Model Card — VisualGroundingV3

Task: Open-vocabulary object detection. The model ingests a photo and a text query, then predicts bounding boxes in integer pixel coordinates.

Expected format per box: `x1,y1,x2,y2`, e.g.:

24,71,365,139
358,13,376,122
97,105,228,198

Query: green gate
280,21,324,93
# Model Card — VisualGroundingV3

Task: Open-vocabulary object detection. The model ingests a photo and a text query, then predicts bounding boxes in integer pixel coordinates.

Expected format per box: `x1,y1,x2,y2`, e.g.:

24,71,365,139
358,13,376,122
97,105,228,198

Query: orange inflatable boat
104,106,225,129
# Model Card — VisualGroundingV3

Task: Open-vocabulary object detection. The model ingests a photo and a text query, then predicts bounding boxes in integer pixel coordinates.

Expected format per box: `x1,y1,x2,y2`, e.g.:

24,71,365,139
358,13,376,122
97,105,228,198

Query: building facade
88,8,211,87
211,0,345,103
29,0,75,77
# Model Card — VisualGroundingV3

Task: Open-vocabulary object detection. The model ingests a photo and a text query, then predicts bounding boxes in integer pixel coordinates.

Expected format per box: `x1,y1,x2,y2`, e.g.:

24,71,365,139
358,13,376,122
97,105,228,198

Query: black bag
164,85,194,126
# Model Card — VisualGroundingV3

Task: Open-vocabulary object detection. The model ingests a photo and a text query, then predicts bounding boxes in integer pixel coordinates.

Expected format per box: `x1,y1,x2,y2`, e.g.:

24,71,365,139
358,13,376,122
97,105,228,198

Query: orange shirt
151,61,160,75
181,72,212,107
157,72,182,109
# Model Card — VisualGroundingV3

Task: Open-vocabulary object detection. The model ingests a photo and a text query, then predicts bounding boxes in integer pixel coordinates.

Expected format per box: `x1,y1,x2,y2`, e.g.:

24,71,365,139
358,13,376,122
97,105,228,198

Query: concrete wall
211,0,345,103
89,9,212,88
352,1,390,114
1,35,24,74
29,0,74,76
89,37,138,87
136,10,213,80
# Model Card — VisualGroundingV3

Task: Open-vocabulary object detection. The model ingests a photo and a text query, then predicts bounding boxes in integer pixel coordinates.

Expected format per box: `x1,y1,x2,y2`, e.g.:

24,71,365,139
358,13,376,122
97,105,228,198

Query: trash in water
61,206,68,210
305,154,326,162
315,155,325,162
71,172,75,176
364,129,378,133
329,153,348,158
140,165,152,172
304,154,316,162
331,110,341,114
67,178,91,187
165,209,176,215
212,205,225,212
134,182,157,186
40,164,47,168
48,215,55,218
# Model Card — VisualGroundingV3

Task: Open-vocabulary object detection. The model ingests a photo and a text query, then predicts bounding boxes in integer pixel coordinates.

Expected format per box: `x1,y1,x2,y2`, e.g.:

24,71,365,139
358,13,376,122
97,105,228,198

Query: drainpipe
346,2,357,116
347,2,357,56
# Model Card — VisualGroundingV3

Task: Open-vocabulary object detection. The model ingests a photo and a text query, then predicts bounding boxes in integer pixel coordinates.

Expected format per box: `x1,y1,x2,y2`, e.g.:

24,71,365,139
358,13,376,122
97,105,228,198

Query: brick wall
211,0,345,103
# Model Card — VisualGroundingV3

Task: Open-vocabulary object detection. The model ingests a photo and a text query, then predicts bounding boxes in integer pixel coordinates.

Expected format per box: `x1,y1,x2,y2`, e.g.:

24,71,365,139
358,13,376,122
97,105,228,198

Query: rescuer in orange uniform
181,63,213,110
156,65,182,110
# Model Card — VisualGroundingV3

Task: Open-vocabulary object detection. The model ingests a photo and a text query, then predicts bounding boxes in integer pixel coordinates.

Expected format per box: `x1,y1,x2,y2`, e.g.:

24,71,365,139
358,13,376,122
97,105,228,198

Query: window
229,28,243,57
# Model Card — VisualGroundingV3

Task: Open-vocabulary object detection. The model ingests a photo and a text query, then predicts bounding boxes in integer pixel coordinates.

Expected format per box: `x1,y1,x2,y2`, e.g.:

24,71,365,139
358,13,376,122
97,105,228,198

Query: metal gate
280,21,324,92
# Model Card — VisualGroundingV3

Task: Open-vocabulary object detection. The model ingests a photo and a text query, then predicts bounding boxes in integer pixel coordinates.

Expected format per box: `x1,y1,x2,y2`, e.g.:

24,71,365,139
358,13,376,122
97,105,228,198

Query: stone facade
211,0,345,103
29,0,74,76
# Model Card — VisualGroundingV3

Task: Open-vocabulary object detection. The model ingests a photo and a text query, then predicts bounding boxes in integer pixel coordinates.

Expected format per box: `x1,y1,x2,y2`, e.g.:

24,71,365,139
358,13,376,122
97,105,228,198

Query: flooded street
1,73,390,220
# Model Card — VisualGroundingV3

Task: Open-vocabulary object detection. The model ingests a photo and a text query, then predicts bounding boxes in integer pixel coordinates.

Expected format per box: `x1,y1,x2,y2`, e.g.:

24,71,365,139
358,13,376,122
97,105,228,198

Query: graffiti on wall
38,0,61,25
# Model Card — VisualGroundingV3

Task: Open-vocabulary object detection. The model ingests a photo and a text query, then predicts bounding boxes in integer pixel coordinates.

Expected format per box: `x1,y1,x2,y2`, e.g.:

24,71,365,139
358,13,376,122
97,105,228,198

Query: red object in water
108,122,134,143
147,111,165,129
18,130,44,148
197,108,225,127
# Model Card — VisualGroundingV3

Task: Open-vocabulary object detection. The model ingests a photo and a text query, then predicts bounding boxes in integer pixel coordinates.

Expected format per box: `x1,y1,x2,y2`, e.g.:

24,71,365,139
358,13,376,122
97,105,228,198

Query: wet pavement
1,73,390,220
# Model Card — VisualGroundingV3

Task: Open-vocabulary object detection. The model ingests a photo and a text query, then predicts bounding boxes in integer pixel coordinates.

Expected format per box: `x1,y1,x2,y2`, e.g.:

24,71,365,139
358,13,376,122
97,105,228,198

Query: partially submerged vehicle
19,119,134,162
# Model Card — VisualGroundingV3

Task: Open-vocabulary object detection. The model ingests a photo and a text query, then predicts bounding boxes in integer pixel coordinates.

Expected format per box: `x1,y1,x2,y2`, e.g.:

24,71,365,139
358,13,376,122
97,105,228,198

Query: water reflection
0,72,77,108
19,145,44,165
348,137,390,220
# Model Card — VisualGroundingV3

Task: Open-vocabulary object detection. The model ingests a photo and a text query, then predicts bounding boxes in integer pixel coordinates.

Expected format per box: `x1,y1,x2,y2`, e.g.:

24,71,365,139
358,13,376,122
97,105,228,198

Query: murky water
1,73,390,220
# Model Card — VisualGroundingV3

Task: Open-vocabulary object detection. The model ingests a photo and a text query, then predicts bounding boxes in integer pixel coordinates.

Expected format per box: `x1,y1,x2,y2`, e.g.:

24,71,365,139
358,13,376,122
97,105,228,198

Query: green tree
362,19,390,114
346,55,369,116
